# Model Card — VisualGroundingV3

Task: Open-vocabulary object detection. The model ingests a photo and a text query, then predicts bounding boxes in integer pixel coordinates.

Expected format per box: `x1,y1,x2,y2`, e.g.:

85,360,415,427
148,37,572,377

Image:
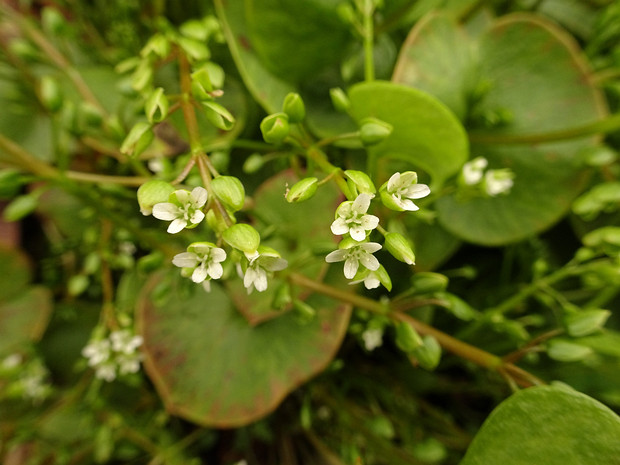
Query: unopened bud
344,170,376,196
330,87,350,112
243,153,265,173
286,177,318,203
260,112,290,144
212,175,245,211
384,232,415,265
359,117,392,146
39,76,63,112
282,92,305,123
137,180,175,215
202,101,235,130
222,223,260,254
411,272,448,294
564,309,611,337
395,321,423,353
412,335,441,370
145,87,169,123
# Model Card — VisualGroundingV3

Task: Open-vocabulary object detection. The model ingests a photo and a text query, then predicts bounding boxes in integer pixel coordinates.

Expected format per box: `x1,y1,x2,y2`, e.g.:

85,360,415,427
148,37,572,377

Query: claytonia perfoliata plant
325,238,382,279
380,171,430,212
82,329,144,382
152,186,208,234
173,242,227,292
459,157,515,197
331,192,379,241
242,247,288,294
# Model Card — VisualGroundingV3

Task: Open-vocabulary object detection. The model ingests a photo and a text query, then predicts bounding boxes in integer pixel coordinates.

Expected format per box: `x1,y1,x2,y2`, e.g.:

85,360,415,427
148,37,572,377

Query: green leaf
0,246,31,302
348,81,468,185
460,385,620,465
137,273,351,427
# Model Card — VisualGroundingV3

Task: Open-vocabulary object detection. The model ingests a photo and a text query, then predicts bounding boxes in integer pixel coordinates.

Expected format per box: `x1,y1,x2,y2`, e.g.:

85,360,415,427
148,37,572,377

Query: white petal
387,172,401,192
191,266,208,283
407,183,431,199
191,186,208,207
264,257,288,272
202,280,211,292
360,253,380,271
152,203,179,221
207,262,223,279
331,218,350,236
360,242,382,253
189,209,205,225
325,249,347,263
253,269,269,292
173,189,190,204
244,267,257,289
349,225,367,241
172,252,198,268
211,248,227,263
398,198,419,211
167,219,187,234
344,257,359,279
352,193,371,213
364,275,381,289
360,214,379,230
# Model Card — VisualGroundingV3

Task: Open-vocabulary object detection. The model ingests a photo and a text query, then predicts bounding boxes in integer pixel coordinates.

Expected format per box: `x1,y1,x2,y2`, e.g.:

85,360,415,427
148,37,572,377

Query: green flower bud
222,224,260,254
68,274,89,297
547,339,593,362
137,180,175,215
384,232,415,265
260,112,290,144
359,117,392,146
578,145,617,167
177,36,211,61
293,299,316,322
410,272,448,294
145,87,169,123
395,321,423,353
206,208,233,234
282,92,305,123
286,177,318,203
9,39,39,61
121,122,154,157
564,309,611,337
344,170,376,196
39,75,63,112
243,153,265,173
202,101,235,130
3,194,38,222
412,335,441,370
329,87,350,112
212,175,245,211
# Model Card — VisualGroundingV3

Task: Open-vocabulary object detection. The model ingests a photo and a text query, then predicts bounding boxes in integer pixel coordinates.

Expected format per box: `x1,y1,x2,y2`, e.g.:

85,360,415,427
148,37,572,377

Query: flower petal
243,267,257,289
211,248,227,263
191,186,208,207
352,193,372,213
349,225,367,241
387,172,401,193
360,214,379,230
360,242,382,253
191,265,208,283
331,218,350,236
172,252,198,268
407,183,431,199
152,203,179,221
398,198,419,211
167,218,187,234
364,274,381,289
325,249,347,263
173,189,190,204
189,209,205,225
253,269,269,292
207,262,223,279
344,257,359,279
360,253,380,271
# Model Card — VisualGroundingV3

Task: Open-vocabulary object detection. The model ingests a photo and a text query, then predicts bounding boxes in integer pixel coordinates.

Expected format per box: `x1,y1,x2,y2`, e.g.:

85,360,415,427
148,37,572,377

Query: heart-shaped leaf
460,385,620,465
138,272,351,427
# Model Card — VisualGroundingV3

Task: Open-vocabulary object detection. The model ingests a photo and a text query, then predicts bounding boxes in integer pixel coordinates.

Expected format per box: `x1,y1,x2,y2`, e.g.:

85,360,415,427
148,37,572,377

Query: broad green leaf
460,385,620,465
0,286,53,357
214,0,294,113
228,171,339,324
137,272,351,427
348,81,469,185
0,246,31,302
396,14,606,245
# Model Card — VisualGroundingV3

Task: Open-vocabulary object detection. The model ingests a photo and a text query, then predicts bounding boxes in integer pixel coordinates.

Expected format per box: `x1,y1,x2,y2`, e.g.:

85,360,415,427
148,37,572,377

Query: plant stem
362,0,375,82
469,113,620,145
306,146,353,199
288,272,543,387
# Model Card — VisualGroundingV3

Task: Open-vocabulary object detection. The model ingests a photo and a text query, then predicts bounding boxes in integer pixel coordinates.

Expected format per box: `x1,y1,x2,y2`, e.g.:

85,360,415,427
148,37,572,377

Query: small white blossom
484,169,514,196
173,242,227,291
243,248,288,294
331,193,379,241
82,328,143,382
82,339,111,367
152,187,208,234
325,240,382,279
385,172,430,211
461,157,488,185
110,329,144,355
362,328,384,351
20,361,51,401
350,270,381,289
2,353,22,369
96,363,117,382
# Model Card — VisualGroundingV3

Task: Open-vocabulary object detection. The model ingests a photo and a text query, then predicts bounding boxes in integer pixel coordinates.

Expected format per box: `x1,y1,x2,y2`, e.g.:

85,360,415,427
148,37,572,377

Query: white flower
331,193,379,241
95,363,117,382
172,242,227,290
2,353,22,369
362,328,383,351
461,157,488,185
349,270,381,289
385,172,430,211
484,169,514,196
117,353,143,375
82,339,111,366
325,240,382,279
83,328,144,382
110,329,143,355
152,187,208,234
243,248,288,294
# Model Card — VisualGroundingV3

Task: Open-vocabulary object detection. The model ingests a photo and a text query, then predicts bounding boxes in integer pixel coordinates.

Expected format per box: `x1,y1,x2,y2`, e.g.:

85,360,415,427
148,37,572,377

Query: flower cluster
1,353,52,402
325,171,429,290
460,156,514,197
82,329,144,382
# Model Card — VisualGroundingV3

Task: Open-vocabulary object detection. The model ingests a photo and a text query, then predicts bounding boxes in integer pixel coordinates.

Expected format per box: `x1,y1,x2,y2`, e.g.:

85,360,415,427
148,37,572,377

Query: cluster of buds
82,329,144,382
459,156,514,197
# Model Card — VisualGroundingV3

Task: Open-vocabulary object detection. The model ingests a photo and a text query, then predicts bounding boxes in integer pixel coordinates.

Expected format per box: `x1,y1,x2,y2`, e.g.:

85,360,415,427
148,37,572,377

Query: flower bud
344,170,376,196
137,180,175,215
222,223,260,254
359,117,392,146
212,175,245,211
410,272,448,294
282,92,305,123
243,153,265,173
145,87,169,123
202,101,235,131
293,299,316,322
260,112,290,144
384,232,415,265
121,122,154,157
564,309,611,337
412,335,441,370
286,177,318,203
3,194,38,222
39,75,63,112
395,321,423,353
547,339,593,362
329,87,350,112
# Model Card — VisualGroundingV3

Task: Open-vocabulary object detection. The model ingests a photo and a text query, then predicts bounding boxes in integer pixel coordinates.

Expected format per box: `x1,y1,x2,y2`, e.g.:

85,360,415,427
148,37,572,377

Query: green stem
288,272,543,387
362,0,375,82
469,113,620,145
306,146,353,199
315,131,361,148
